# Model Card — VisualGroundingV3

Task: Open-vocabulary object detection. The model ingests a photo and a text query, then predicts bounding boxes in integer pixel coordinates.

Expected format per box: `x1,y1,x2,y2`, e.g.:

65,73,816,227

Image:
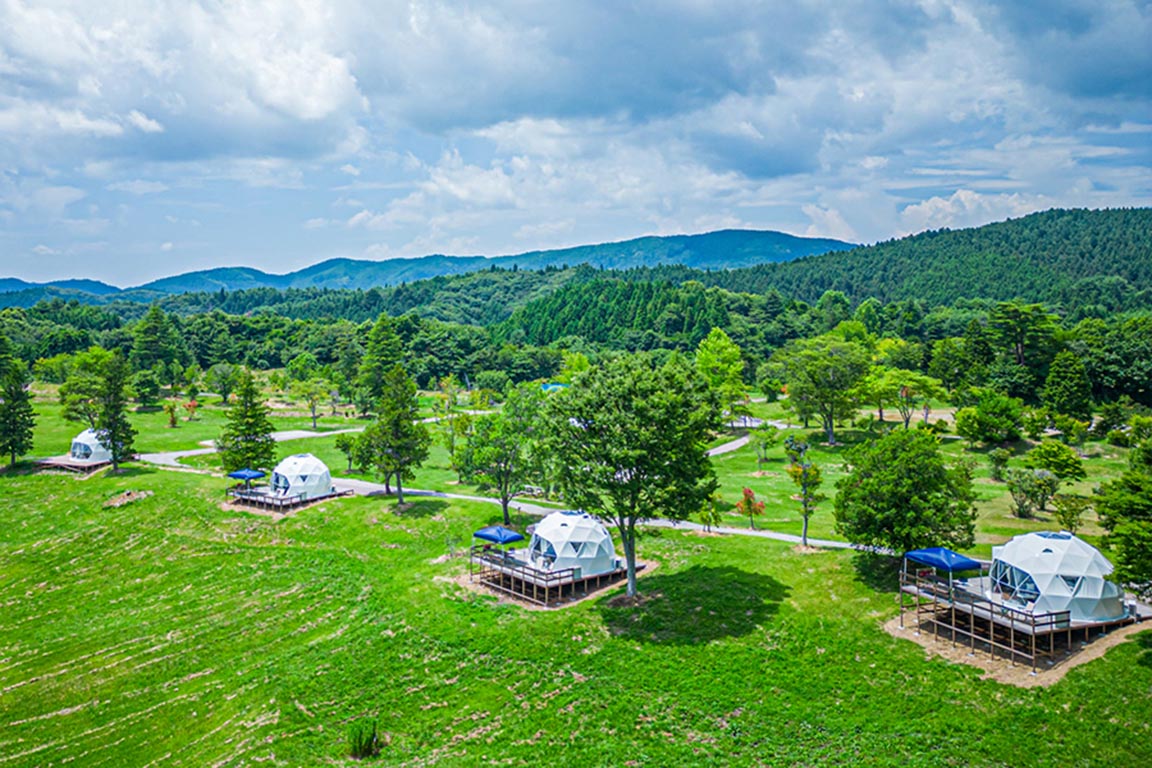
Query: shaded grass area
2,469,1151,765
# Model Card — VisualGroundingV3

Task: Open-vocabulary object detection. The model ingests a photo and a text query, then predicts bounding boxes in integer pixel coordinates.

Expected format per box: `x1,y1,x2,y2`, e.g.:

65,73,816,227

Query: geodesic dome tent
988,531,1127,623
270,454,333,501
525,510,618,575
70,428,112,464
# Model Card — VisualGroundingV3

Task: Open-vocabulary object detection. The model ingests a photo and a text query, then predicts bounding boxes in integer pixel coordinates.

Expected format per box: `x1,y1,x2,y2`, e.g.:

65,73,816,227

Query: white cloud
125,110,163,133
107,179,168,195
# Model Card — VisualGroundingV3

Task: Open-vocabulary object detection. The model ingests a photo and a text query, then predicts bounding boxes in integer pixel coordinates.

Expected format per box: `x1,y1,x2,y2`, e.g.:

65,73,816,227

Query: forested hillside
701,208,1152,309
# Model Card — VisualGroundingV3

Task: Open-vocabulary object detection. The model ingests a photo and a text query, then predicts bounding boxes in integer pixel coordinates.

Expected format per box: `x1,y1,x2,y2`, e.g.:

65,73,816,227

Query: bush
348,719,380,760
987,448,1011,481
1024,440,1086,481
954,392,1023,445
1108,429,1131,447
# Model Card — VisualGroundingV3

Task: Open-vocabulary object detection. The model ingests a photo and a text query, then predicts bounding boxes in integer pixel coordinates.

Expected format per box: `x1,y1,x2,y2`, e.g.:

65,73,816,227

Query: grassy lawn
1,465,1150,766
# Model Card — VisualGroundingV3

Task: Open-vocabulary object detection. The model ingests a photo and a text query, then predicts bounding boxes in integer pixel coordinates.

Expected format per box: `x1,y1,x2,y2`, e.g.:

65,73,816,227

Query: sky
1,0,1150,287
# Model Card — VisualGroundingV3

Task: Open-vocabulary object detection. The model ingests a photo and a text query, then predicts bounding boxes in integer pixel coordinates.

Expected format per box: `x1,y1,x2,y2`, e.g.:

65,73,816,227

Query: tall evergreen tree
356,314,403,410
131,305,183,372
95,352,137,471
0,334,35,467
1043,350,1093,421
359,365,430,504
218,369,276,473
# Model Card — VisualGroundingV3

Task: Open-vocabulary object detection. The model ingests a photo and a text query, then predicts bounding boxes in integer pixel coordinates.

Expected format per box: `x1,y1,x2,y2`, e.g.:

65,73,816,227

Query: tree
987,447,1012,482
834,429,976,553
130,305,183,372
785,437,825,547
1096,442,1152,598
1052,494,1092,535
735,487,765,530
95,352,137,471
218,369,276,473
359,365,430,504
954,391,1023,445
1043,351,1093,421
699,494,724,533
463,385,544,524
751,423,781,468
356,314,403,411
0,361,35,466
695,327,747,426
205,363,240,403
1006,468,1060,516
291,378,328,430
928,337,968,392
286,351,319,383
1024,440,1086,481
131,369,162,409
545,353,721,597
770,336,870,444
163,400,178,428
334,433,359,472
59,346,114,429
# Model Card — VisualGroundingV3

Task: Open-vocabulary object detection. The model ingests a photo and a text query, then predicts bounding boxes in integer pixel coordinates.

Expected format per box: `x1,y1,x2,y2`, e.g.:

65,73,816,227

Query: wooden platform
469,547,632,606
37,457,112,474
900,571,1139,671
226,486,354,510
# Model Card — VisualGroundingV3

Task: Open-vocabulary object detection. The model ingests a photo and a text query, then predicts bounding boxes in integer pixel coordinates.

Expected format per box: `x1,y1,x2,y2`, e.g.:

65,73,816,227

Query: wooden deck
37,456,112,474
469,547,631,606
226,486,354,510
900,570,1139,672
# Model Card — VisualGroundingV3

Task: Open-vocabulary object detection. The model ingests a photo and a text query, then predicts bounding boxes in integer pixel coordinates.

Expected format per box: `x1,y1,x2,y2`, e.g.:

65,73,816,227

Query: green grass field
4,395,1150,765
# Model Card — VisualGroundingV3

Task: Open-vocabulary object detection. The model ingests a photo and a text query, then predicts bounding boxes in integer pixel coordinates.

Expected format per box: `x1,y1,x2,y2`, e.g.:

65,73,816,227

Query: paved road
136,424,858,549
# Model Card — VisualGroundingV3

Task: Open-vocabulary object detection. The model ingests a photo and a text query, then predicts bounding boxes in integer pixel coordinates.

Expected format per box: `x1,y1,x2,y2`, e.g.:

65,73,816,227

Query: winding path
135,425,853,549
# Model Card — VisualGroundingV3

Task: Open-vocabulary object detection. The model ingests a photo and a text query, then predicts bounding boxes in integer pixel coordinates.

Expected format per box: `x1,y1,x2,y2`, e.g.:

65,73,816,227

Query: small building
270,453,333,502
988,531,1127,623
70,429,113,464
525,510,618,576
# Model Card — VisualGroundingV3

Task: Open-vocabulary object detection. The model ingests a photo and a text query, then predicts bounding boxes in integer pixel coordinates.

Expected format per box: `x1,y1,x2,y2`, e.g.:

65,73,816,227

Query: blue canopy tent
904,547,982,572
474,525,525,546
228,468,265,491
900,547,985,631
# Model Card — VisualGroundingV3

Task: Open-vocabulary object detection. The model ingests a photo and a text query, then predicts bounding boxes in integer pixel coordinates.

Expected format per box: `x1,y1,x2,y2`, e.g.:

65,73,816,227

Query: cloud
107,179,168,195
126,110,163,133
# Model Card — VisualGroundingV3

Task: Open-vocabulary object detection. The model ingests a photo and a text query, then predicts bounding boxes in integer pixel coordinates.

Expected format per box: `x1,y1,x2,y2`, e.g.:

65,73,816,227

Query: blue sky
1,0,1149,286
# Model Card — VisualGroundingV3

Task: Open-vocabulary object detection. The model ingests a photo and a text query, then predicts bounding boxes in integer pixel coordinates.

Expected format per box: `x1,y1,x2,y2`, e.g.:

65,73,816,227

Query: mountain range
0,229,852,307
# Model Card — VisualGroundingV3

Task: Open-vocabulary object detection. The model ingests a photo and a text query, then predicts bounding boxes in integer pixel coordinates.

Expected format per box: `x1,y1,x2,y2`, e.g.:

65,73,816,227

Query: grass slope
2,462,1150,765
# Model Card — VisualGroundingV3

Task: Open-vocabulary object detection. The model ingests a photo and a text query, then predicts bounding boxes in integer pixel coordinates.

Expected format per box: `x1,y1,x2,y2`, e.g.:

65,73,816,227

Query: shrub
954,392,1023,445
1024,440,1086,481
1108,429,1131,448
987,448,1011,481
1052,494,1092,535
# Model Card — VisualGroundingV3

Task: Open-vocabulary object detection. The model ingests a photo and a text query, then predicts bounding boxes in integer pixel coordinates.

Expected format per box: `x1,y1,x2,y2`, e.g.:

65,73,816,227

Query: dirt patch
791,545,825,555
750,471,780,478
884,615,1148,688
103,490,154,508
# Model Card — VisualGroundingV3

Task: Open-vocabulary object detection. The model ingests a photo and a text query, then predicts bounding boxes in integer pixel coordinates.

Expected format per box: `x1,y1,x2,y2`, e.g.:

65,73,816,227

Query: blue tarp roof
228,468,265,480
904,547,982,572
474,525,526,545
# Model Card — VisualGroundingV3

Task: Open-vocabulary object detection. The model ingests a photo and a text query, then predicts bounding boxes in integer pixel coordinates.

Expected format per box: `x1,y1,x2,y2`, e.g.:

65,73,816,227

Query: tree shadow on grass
392,498,449,518
597,565,789,646
850,551,902,594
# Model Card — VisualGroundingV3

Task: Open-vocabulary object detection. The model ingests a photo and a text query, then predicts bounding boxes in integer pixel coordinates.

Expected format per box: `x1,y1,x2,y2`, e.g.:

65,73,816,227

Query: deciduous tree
834,429,976,553
545,353,720,597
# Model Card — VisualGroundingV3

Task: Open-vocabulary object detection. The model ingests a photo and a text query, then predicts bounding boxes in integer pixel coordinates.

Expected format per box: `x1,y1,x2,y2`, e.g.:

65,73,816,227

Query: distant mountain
123,229,851,296
0,277,120,296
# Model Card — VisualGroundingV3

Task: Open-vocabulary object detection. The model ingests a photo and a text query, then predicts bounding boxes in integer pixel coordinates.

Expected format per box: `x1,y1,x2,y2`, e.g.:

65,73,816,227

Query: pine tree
95,352,137,471
359,365,430,504
131,305,183,371
356,314,403,411
218,369,276,473
0,340,35,467
1043,350,1093,421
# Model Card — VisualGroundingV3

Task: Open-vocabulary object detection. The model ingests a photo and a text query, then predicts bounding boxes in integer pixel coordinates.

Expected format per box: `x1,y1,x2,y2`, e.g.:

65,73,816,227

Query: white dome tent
270,454,333,501
70,428,112,464
524,510,618,576
988,531,1127,623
